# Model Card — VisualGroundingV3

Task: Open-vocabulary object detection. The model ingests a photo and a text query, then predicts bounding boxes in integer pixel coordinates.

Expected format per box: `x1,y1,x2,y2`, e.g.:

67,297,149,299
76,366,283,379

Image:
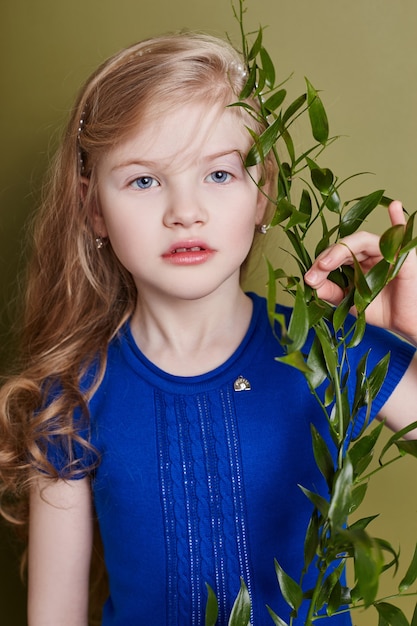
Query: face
92,102,267,305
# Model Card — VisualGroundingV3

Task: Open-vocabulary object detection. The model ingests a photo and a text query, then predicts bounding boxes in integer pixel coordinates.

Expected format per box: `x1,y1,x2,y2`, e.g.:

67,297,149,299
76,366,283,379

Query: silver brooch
233,376,251,392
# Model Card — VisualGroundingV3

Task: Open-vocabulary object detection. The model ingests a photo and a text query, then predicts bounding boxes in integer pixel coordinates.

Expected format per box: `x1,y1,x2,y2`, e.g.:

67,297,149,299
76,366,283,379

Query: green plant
205,1,417,624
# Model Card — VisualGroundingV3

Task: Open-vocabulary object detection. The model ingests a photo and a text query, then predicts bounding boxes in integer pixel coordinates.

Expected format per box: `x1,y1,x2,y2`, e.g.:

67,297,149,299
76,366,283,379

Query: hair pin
77,109,86,174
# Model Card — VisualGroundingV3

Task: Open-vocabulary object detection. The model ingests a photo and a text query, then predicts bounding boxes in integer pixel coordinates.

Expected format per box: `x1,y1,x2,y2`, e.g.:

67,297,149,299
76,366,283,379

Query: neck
130,287,253,376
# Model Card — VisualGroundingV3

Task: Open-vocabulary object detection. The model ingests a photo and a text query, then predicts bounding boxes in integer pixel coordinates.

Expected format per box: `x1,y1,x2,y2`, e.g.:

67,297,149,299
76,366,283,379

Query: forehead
99,102,252,170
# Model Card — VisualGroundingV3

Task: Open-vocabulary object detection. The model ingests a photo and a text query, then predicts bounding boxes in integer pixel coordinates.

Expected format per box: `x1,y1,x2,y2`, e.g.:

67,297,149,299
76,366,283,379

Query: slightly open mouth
171,246,205,253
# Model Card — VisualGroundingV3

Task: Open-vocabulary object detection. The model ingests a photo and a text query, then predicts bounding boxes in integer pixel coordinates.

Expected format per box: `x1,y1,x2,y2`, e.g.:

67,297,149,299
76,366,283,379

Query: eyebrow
110,149,244,172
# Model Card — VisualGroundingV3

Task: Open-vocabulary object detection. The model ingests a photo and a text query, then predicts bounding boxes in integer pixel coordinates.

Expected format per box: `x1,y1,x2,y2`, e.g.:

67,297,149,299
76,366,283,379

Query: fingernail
319,254,332,268
305,269,317,283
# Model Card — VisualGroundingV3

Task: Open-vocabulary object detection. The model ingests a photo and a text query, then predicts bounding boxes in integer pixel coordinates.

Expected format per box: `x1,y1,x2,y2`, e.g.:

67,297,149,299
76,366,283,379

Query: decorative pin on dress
233,376,251,392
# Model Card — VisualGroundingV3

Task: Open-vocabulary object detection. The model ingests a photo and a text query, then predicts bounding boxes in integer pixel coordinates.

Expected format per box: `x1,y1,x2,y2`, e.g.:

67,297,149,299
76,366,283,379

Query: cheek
229,213,257,256
102,215,148,269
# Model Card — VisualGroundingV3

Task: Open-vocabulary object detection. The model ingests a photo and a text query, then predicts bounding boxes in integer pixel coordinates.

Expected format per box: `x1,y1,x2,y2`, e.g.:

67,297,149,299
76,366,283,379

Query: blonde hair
0,31,275,524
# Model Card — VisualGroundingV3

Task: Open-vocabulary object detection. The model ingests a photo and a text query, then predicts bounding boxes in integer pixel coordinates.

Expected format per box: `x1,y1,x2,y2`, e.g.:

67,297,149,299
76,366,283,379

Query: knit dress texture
48,293,416,625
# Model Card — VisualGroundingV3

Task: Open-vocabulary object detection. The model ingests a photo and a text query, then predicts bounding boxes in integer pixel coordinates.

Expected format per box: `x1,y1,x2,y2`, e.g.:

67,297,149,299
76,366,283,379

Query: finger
388,200,406,226
304,233,381,289
313,281,345,306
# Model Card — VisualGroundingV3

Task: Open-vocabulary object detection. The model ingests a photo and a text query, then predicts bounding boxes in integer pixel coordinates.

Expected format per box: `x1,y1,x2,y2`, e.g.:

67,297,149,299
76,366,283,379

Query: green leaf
376,537,400,574
274,560,303,611
351,351,369,412
352,529,384,607
367,353,390,400
349,514,379,532
303,509,320,572
285,207,310,229
314,324,338,379
254,67,266,96
365,258,391,300
239,60,257,100
395,439,417,458
333,291,354,333
349,421,385,475
266,606,289,626
306,78,329,144
228,578,251,626
400,234,417,256
287,283,309,352
263,89,287,113
282,93,307,125
403,210,416,247
305,336,328,389
316,560,346,613
285,229,312,269
310,167,334,194
379,420,417,464
327,580,342,616
205,584,219,626
299,189,312,220
374,602,409,626
298,484,330,517
324,189,341,213
328,457,353,529
245,115,282,166
380,224,405,264
277,161,292,200
324,380,335,407
281,126,296,165
275,351,311,373
349,482,368,514
308,299,331,326
339,190,385,238
271,198,295,225
260,46,275,87
311,424,335,488
352,251,372,304
347,311,366,348
248,26,262,60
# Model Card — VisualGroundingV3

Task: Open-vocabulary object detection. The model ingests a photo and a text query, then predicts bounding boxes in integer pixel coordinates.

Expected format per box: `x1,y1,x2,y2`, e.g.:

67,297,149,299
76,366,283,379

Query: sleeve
44,410,96,479
39,371,99,480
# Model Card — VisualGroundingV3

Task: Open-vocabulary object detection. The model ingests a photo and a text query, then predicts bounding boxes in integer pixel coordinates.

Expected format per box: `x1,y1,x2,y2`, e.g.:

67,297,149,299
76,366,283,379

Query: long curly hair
0,31,275,528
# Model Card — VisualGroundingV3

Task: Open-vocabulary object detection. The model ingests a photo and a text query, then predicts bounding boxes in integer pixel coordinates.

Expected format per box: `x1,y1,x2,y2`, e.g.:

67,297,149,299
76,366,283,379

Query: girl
1,31,417,626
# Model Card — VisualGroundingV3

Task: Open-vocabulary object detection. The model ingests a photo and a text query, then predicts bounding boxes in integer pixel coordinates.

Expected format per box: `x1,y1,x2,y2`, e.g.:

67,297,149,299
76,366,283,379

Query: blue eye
207,171,232,184
131,176,159,189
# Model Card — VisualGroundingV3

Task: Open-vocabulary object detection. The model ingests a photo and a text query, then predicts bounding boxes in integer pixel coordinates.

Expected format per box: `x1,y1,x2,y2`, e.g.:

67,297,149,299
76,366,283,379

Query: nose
163,183,207,229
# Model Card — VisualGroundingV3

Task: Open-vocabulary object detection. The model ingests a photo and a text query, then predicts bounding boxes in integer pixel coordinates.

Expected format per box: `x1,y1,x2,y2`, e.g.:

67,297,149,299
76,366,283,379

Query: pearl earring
95,236,106,250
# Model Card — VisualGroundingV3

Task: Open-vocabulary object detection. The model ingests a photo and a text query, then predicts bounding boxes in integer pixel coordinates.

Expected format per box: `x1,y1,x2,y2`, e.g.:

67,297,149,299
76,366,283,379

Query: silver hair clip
77,110,86,174
78,110,86,138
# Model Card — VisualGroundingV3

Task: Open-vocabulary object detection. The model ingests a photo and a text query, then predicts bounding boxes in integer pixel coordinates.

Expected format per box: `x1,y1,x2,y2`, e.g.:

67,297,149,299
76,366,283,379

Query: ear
81,176,109,238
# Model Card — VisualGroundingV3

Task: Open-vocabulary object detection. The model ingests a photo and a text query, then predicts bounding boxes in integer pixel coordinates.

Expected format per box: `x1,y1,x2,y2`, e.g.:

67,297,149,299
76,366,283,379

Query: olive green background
1,1,417,624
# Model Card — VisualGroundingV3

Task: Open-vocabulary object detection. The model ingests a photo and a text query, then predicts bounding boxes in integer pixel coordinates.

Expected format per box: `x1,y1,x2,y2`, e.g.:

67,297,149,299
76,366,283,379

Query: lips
162,240,214,265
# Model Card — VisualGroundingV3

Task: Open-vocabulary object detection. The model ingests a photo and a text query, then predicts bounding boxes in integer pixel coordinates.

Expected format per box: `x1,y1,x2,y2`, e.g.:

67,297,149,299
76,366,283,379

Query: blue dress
48,294,415,625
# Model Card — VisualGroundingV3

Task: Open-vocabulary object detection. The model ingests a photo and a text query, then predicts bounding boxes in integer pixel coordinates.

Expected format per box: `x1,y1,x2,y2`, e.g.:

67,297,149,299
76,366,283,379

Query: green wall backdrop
1,1,417,624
